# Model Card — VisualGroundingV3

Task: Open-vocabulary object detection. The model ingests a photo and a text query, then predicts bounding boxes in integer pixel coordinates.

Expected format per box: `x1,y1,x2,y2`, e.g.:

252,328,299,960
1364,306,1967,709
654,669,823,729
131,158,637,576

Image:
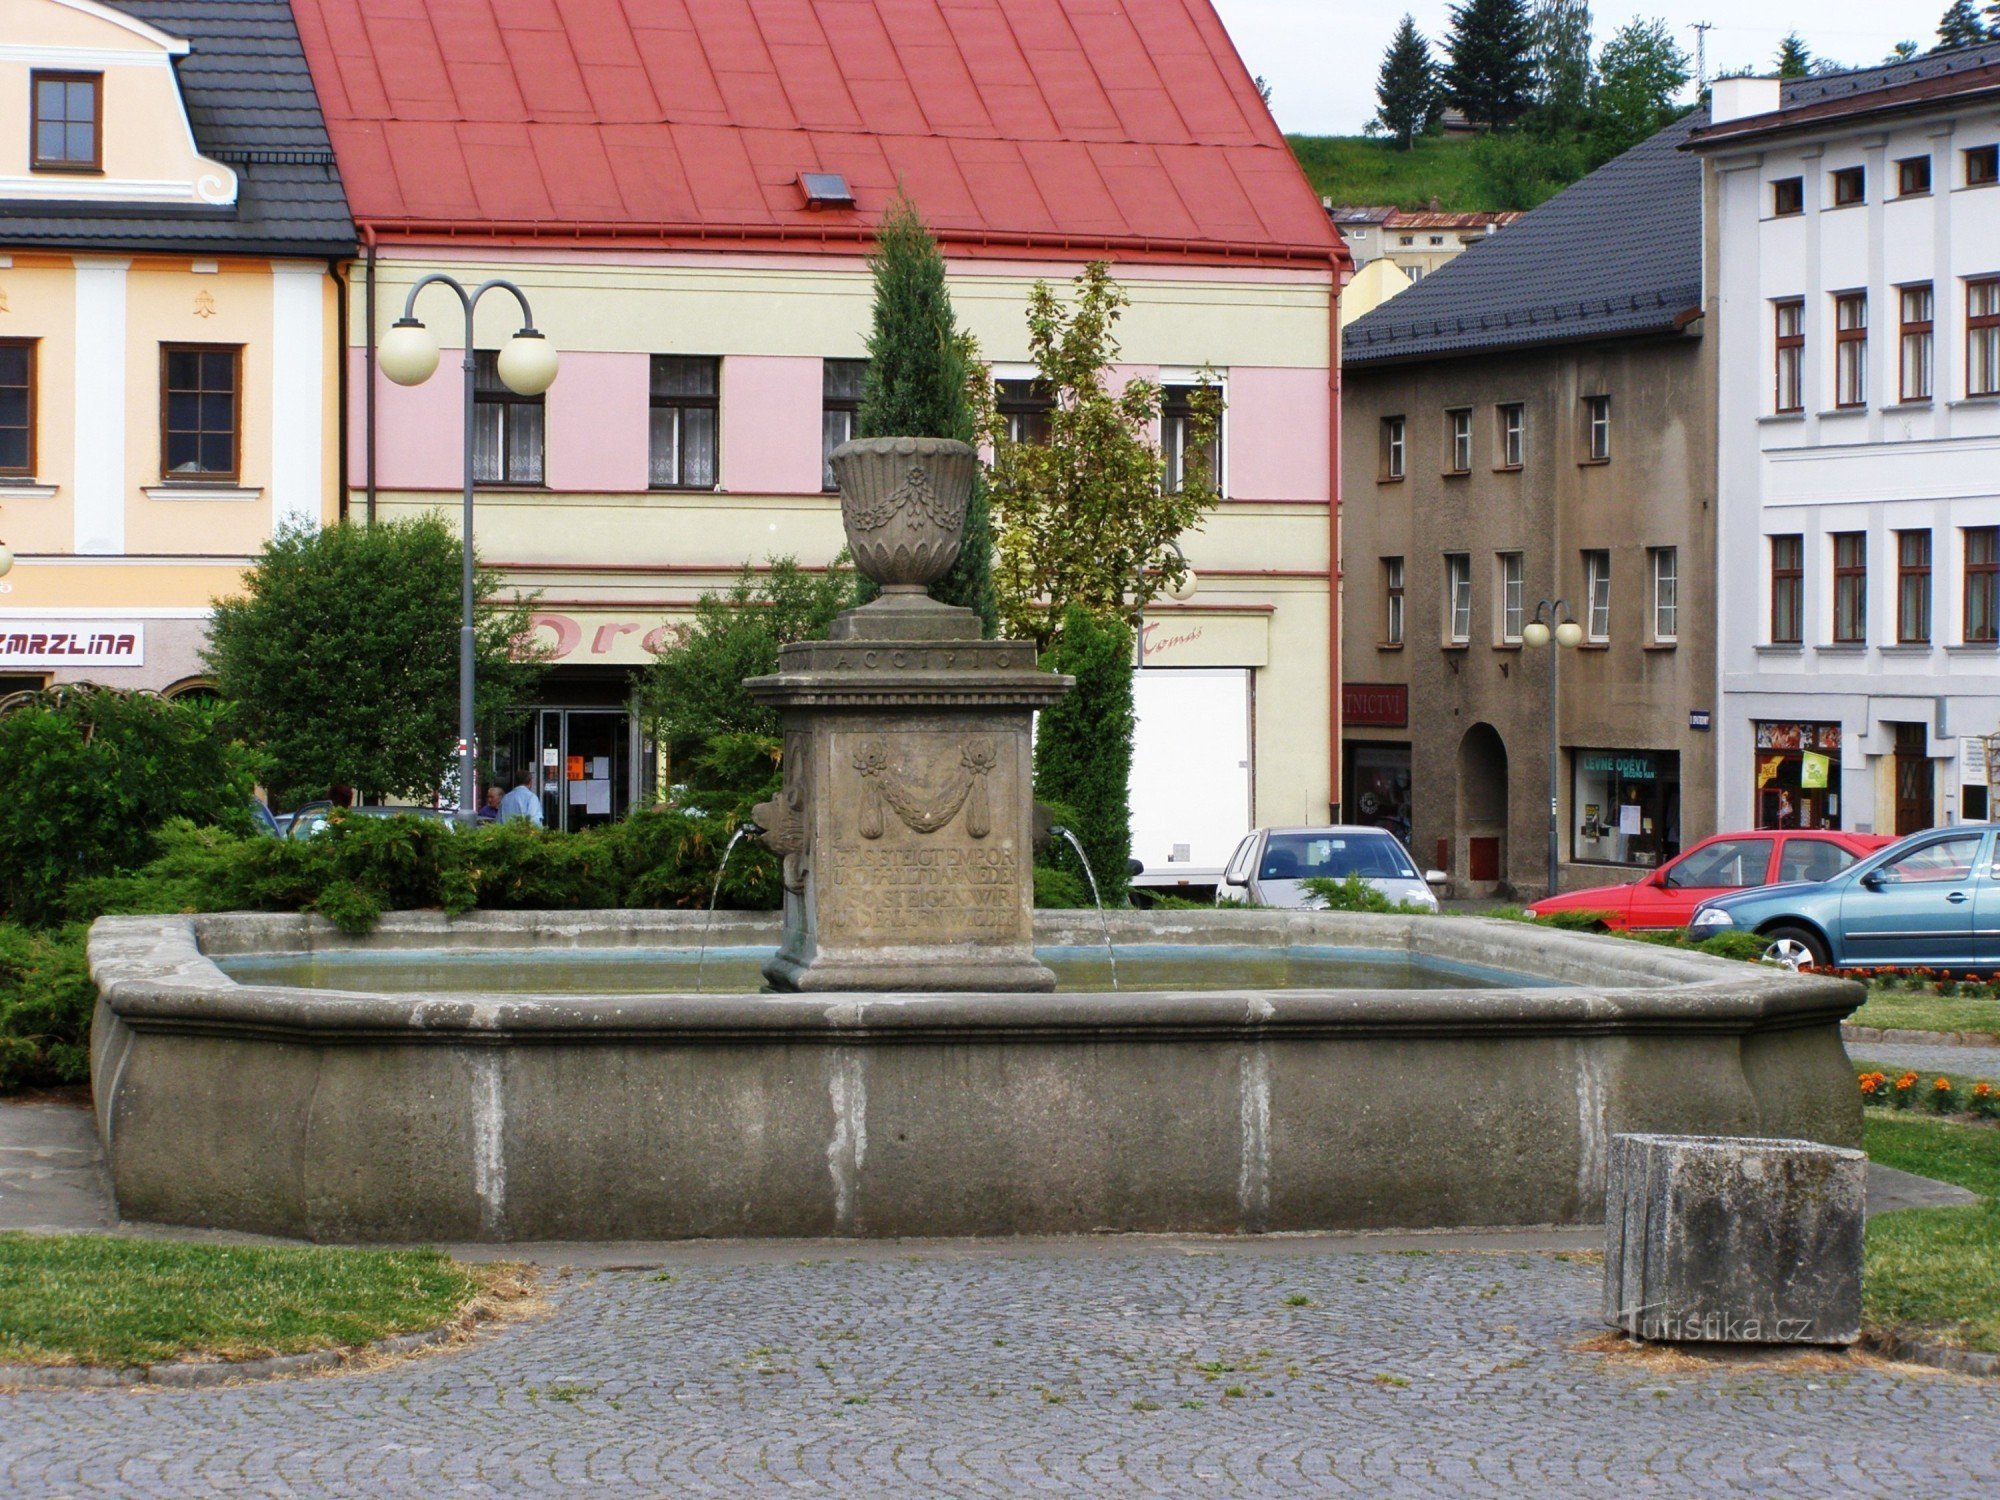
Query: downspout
363,227,378,524
332,254,350,521
1327,255,1345,822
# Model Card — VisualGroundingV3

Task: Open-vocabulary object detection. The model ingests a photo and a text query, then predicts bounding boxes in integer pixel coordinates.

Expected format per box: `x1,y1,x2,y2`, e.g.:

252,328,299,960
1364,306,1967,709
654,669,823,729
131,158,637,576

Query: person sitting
478,784,503,823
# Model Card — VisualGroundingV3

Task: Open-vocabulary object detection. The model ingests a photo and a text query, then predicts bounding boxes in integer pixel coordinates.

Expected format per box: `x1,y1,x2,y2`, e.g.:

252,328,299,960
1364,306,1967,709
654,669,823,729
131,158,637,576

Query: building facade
1693,48,2000,837
0,0,353,698
1330,205,1520,284
295,0,1344,849
1341,116,1716,897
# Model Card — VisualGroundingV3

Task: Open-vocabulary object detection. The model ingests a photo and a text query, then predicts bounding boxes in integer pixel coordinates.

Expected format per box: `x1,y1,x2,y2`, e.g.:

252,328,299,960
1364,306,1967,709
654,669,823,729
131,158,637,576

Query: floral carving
853,736,995,839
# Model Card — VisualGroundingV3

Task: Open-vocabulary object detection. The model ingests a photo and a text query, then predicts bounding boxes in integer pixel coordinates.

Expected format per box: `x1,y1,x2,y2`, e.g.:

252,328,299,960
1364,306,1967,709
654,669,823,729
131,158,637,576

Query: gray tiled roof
1343,41,2000,368
0,1,354,257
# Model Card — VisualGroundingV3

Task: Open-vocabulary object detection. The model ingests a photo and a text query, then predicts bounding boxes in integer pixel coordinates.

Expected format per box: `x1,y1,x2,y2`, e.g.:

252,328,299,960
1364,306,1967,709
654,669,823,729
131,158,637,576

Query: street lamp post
1128,539,1197,666
377,276,558,818
1521,599,1583,899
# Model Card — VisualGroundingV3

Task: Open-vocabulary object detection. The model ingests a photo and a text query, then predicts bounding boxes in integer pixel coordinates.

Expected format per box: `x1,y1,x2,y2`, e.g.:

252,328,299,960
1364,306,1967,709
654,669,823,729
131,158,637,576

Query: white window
1583,395,1610,461
1447,409,1471,473
1584,549,1611,641
1384,556,1404,645
1445,553,1472,644
1650,546,1678,643
1835,292,1867,408
1497,552,1524,642
1382,415,1405,480
1498,403,1523,468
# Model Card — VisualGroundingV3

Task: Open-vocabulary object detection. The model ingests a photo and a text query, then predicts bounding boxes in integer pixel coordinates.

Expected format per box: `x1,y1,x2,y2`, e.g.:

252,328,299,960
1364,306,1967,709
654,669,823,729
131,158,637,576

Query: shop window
31,71,99,171
1583,549,1610,641
1772,177,1803,216
1831,166,1865,206
1773,300,1804,414
997,378,1052,445
1347,745,1412,844
1969,278,2000,397
161,345,240,481
1966,526,1999,644
1770,534,1804,643
1496,551,1523,642
1444,553,1471,645
1896,529,1931,644
1650,546,1678,643
1895,156,1931,197
1754,721,1843,830
473,349,544,485
1899,285,1934,403
1572,750,1681,867
820,358,866,491
1496,403,1523,469
1445,408,1471,474
1161,381,1223,496
1582,394,1610,461
1832,531,1867,643
649,355,718,489
1383,556,1404,645
1968,145,1998,188
1381,415,1406,480
0,340,32,476
1834,292,1867,408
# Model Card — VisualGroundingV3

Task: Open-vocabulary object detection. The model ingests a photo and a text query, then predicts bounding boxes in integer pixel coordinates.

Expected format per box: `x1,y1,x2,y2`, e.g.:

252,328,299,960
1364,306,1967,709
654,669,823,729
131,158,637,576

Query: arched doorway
1456,722,1510,893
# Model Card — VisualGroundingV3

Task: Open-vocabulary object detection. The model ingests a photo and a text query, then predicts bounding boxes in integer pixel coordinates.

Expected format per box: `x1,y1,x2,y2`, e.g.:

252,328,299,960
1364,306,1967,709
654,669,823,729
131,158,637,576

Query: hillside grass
1285,133,1491,212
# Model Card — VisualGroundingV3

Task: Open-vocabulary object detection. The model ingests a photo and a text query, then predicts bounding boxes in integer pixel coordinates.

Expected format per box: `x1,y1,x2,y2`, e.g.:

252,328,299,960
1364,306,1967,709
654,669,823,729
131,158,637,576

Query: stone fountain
746,436,1071,992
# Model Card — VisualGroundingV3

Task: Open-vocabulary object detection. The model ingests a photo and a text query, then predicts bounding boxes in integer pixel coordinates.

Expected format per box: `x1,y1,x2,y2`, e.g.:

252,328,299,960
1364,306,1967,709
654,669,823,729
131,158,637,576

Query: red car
1526,829,1895,932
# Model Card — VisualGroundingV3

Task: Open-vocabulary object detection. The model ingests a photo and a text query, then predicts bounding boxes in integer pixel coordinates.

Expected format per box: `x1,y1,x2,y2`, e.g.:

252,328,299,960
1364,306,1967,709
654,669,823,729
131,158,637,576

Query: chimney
1710,76,1782,125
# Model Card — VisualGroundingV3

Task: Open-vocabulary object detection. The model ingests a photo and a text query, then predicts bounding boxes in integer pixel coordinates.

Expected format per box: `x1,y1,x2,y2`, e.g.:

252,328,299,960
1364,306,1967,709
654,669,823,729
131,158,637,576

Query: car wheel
1760,925,1829,972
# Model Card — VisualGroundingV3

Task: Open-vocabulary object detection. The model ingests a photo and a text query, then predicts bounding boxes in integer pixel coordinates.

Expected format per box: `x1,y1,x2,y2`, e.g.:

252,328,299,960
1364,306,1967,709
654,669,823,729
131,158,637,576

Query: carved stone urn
742,434,1071,992
828,435,977,591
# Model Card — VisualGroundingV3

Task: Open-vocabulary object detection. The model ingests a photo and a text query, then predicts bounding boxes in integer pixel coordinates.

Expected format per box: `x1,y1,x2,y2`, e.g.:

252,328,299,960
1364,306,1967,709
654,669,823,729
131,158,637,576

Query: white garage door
1129,667,1252,872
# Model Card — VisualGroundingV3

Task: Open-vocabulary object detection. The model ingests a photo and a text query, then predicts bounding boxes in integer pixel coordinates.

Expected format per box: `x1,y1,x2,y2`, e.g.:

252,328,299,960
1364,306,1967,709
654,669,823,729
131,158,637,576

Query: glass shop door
535,709,632,831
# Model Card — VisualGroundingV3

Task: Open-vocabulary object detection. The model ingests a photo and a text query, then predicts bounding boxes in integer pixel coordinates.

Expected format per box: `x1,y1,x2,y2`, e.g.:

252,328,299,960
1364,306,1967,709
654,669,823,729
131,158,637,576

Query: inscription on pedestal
823,843,1021,936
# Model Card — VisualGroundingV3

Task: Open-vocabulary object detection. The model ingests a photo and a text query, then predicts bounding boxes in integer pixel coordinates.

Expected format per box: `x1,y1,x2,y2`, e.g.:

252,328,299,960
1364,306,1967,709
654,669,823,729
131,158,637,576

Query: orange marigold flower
1976,1082,1993,1098
1895,1072,1919,1091
1934,1077,1954,1092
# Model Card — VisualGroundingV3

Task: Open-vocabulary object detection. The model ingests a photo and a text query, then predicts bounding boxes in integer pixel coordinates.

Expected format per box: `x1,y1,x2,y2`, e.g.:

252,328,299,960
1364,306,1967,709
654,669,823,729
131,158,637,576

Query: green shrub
0,925,93,1090
1299,874,1428,915
0,686,259,926
1034,607,1135,905
1033,864,1092,909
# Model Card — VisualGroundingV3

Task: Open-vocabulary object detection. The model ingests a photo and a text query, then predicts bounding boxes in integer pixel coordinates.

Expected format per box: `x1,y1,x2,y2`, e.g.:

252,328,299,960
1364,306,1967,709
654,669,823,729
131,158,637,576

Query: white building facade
1696,52,2000,837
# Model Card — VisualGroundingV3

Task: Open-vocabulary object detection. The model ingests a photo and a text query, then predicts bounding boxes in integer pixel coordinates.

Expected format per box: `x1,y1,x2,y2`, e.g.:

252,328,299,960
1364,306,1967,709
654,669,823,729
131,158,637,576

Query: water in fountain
1052,825,1118,992
696,824,755,993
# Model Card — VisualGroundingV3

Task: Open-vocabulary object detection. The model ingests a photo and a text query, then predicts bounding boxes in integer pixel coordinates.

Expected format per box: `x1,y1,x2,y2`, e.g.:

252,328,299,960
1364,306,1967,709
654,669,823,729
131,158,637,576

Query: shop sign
1580,752,1656,780
1755,721,1840,753
1688,709,1711,732
1964,736,1992,787
1801,751,1831,789
1140,613,1270,668
530,612,678,665
0,621,144,668
1342,682,1408,728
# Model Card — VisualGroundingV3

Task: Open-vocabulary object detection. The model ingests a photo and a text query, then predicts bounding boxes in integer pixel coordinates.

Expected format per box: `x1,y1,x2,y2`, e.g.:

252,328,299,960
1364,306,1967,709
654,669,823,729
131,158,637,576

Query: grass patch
1286,134,1489,211
1850,988,2000,1038
1863,1113,2000,1353
0,1234,506,1368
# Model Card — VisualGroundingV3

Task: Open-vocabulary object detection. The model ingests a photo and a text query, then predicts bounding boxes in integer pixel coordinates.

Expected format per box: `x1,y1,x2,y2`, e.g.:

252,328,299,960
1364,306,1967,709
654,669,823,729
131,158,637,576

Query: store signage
1689,709,1711,732
1755,721,1839,753
1343,683,1408,728
1140,613,1270,668
0,621,144,668
1580,753,1657,780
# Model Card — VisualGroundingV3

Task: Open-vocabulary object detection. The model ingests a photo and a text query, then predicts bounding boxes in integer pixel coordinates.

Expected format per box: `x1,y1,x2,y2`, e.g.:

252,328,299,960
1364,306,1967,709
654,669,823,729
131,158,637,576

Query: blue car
1687,822,2000,971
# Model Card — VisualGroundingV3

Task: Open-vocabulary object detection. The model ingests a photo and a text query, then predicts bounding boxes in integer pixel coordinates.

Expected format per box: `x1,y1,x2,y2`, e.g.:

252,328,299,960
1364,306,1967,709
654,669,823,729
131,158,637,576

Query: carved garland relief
853,737,995,839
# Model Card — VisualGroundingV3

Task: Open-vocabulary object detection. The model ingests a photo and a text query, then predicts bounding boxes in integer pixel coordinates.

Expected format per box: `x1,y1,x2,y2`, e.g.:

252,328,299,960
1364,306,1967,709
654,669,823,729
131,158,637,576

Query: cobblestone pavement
1853,1041,2000,1078
5,1244,1998,1498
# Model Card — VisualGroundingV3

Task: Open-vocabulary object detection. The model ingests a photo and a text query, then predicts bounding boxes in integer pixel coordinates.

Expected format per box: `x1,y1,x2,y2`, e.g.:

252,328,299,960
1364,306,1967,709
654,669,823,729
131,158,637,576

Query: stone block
1603,1133,1864,1345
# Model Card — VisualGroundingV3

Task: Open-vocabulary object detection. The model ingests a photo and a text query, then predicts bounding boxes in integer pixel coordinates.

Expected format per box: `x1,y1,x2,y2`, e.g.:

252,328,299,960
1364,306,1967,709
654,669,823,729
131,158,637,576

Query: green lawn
0,1234,497,1368
1850,987,2000,1038
1286,134,1491,211
1863,1113,2000,1352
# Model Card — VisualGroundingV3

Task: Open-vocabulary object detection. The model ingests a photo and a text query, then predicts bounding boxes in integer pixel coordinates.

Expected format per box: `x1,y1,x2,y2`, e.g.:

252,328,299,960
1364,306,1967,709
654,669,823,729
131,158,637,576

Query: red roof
289,0,1340,265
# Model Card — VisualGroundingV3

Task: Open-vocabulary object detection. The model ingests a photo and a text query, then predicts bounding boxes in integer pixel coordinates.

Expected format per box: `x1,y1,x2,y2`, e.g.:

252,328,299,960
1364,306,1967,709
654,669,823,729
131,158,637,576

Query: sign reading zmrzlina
0,622,145,669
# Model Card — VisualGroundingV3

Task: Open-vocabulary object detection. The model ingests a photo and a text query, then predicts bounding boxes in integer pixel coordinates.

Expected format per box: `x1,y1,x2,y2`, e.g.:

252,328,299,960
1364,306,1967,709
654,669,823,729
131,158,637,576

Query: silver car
1217,825,1447,911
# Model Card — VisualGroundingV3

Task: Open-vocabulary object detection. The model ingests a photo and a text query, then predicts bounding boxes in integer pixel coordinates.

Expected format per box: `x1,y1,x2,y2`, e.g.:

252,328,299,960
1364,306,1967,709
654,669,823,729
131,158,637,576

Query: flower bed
1860,1069,2000,1122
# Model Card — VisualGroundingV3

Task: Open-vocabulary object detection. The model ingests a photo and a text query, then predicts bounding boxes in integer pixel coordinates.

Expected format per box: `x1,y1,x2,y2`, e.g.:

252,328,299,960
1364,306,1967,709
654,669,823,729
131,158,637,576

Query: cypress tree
1033,605,1136,906
1775,33,1813,77
1937,0,1987,50
1443,0,1536,129
1372,16,1442,149
855,196,997,636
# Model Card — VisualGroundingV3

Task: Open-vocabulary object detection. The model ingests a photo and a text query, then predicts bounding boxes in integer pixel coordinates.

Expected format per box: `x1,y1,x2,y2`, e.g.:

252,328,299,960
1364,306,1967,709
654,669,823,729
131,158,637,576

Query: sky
1208,0,1946,135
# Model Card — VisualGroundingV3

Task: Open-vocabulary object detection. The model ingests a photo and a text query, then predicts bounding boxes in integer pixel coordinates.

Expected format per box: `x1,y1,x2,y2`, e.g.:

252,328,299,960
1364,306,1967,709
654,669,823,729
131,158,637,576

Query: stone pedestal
1603,1133,1865,1346
745,596,1072,992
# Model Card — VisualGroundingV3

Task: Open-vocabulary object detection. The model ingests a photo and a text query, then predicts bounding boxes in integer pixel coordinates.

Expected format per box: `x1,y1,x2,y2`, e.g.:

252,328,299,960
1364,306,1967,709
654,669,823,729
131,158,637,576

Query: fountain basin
87,909,1862,1243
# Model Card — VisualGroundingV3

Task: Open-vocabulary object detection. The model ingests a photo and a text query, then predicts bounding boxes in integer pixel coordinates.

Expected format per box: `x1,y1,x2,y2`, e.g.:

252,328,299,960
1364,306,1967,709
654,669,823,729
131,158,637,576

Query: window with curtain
1161,382,1223,495
1835,293,1867,408
1969,279,2000,398
1833,532,1867,643
649,356,718,489
1966,527,1999,645
1383,556,1404,645
473,350,544,485
1650,546,1678,643
821,358,866,491
1381,415,1405,479
1775,300,1804,413
1444,554,1471,644
1497,404,1523,468
1899,285,1933,403
1896,530,1931,644
1497,551,1523,641
1583,549,1610,640
996,379,1053,445
1583,394,1610,460
1771,534,1804,644
1446,408,1471,473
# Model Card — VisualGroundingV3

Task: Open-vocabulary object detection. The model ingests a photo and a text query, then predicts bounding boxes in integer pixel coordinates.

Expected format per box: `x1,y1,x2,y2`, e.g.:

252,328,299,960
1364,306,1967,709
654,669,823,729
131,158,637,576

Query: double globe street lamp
1521,599,1584,900
377,277,558,818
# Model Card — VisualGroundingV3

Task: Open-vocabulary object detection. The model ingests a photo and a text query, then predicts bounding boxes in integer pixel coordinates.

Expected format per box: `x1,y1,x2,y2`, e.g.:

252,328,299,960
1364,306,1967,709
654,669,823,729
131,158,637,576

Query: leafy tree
205,516,544,806
1590,18,1691,164
1371,15,1443,149
1775,32,1813,77
1473,128,1592,208
635,557,852,799
0,686,258,924
856,197,996,635
1033,606,1136,906
985,262,1218,653
1529,0,1594,127
1938,0,1988,50
1443,0,1536,130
